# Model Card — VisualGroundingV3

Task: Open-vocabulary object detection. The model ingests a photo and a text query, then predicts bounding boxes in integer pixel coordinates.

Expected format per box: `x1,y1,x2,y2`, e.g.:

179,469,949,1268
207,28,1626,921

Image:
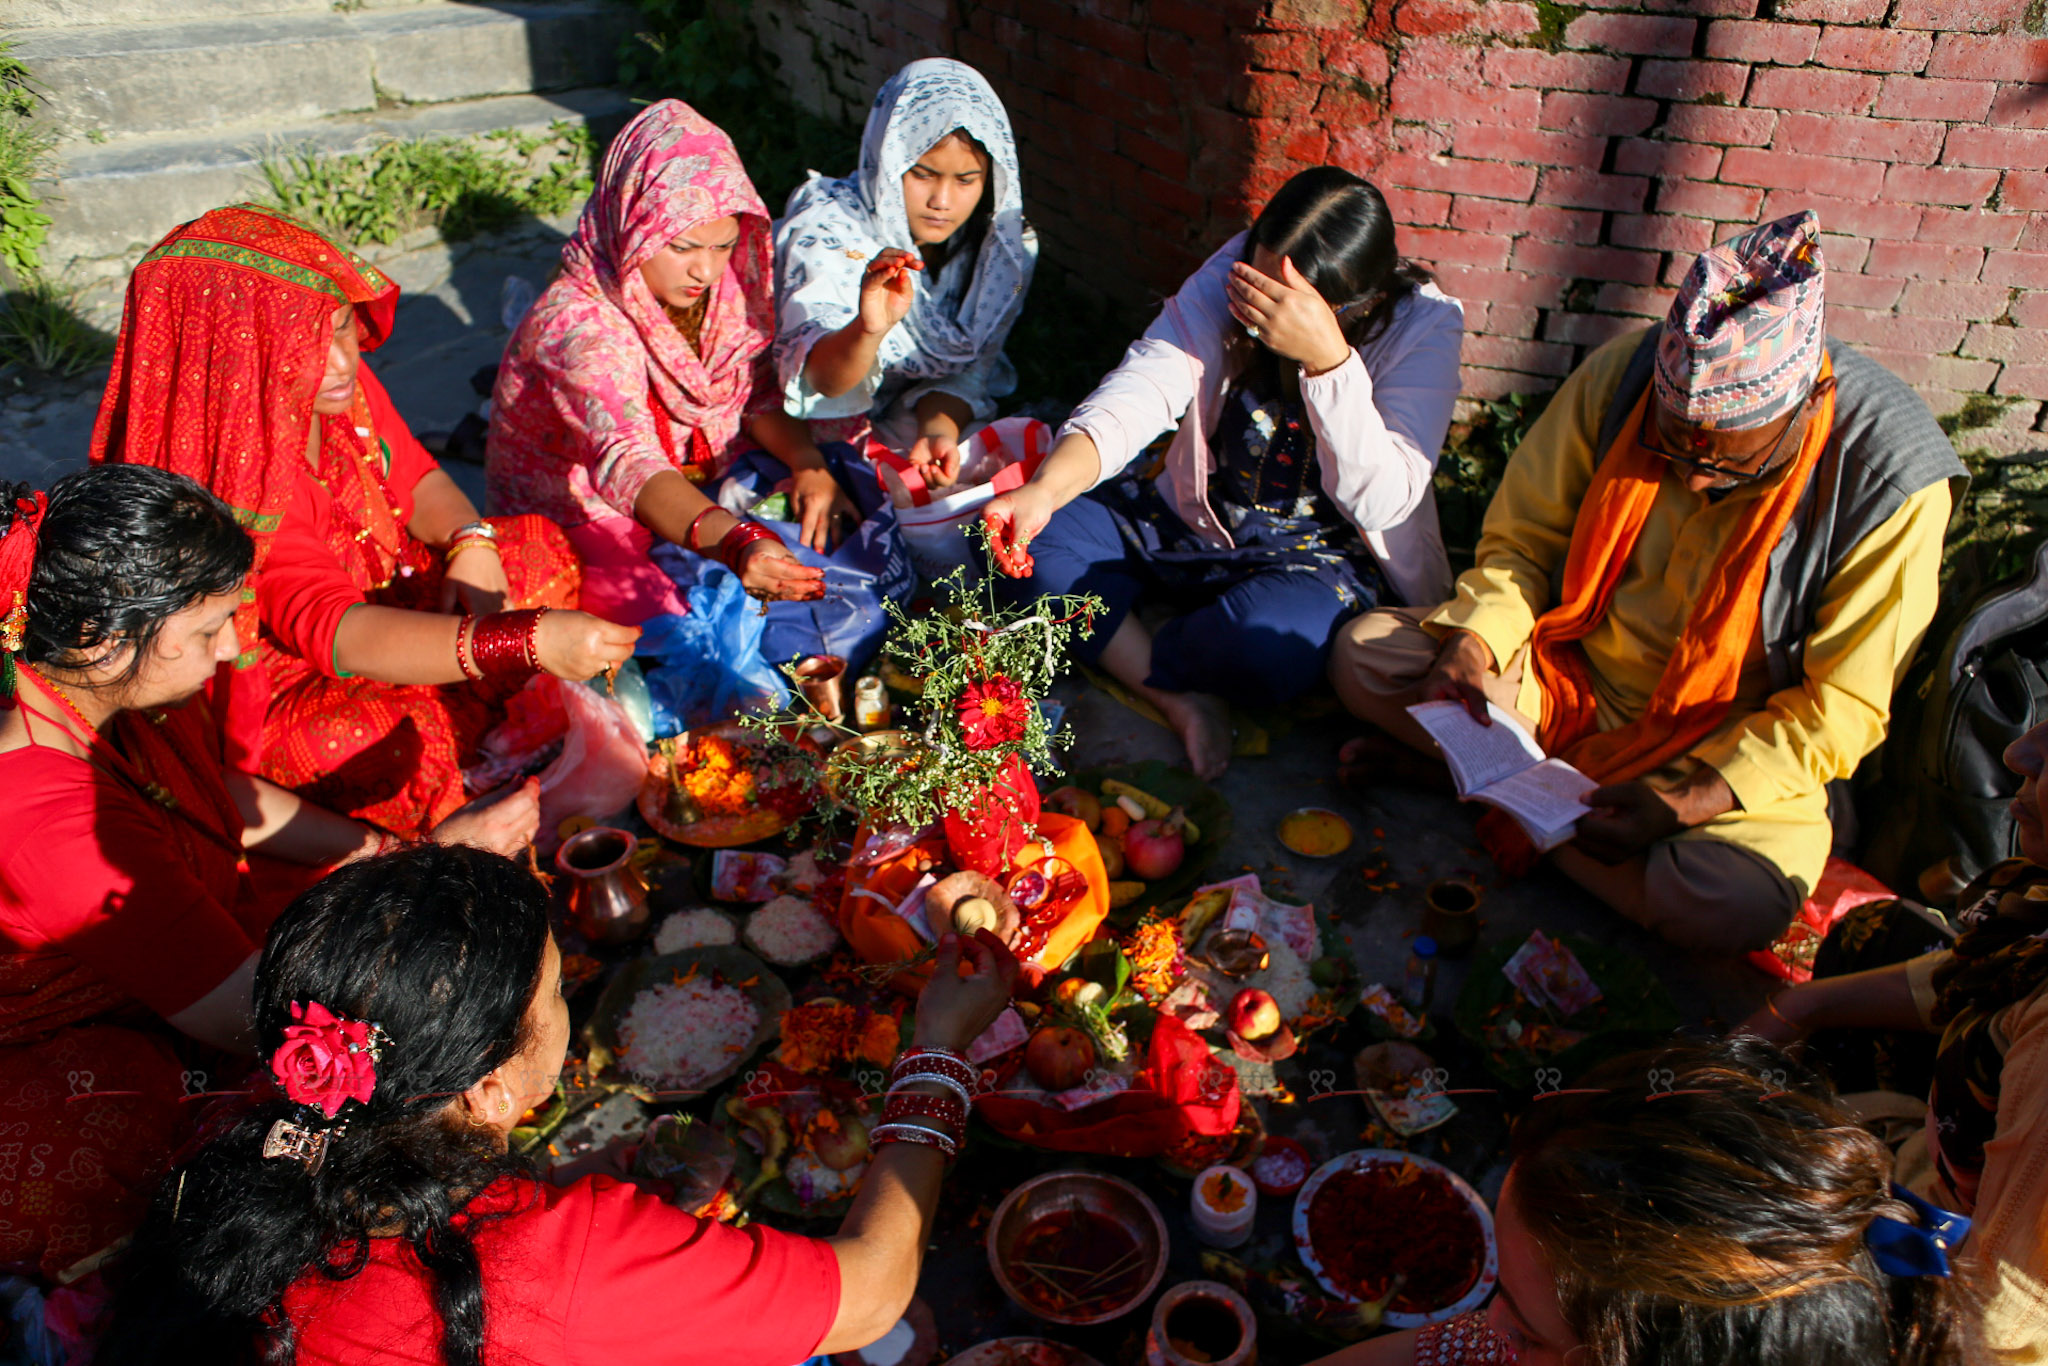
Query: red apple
1124,817,1185,880
1229,988,1283,1042
1024,1026,1097,1091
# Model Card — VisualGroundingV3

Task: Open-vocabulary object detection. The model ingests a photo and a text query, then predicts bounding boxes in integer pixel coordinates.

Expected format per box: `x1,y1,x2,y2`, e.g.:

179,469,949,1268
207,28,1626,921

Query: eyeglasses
1638,378,1832,484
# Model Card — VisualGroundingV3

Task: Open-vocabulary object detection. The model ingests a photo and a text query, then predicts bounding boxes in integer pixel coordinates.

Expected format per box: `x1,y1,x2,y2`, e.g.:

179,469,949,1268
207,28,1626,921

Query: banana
1100,779,1202,842
1109,880,1148,908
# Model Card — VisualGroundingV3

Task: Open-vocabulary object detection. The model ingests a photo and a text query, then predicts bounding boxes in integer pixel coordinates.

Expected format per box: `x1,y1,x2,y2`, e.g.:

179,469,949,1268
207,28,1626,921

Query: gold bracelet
1764,994,1799,1029
445,537,500,563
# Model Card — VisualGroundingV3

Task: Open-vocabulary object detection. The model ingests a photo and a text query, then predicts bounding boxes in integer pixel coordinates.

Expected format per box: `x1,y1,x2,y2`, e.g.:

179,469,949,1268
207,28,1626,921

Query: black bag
1859,538,2048,896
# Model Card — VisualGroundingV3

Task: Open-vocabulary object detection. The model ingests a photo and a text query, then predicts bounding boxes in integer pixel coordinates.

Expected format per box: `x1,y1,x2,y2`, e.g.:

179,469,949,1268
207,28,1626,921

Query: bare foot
1154,689,1233,781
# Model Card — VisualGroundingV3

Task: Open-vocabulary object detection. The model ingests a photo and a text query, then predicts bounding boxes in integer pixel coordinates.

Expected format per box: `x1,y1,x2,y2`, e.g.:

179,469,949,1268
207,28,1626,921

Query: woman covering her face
983,167,1462,780
774,58,1038,476
490,100,845,624
90,206,637,837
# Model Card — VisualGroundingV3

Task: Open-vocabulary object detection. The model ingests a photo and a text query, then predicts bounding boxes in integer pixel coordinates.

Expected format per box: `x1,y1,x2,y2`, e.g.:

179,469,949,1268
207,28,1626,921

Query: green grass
1530,1,1585,53
258,122,598,247
0,276,113,378
0,40,54,279
1939,392,2019,438
1436,387,1555,567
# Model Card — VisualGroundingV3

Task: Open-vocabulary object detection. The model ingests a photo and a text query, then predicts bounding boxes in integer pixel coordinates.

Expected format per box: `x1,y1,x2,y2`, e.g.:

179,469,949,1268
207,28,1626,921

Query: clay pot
1419,878,1482,958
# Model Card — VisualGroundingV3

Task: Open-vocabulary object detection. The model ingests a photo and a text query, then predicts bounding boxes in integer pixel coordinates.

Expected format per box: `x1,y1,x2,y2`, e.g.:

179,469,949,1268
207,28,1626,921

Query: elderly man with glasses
1331,212,1966,954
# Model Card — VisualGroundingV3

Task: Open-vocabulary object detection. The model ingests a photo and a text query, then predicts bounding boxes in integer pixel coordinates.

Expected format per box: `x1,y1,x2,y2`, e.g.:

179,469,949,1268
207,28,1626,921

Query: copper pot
1145,1281,1257,1366
554,825,650,945
1420,878,1482,958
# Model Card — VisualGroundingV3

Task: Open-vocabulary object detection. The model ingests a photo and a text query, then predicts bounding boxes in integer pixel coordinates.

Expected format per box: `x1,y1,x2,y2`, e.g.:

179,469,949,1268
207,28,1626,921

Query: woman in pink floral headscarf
489,100,846,623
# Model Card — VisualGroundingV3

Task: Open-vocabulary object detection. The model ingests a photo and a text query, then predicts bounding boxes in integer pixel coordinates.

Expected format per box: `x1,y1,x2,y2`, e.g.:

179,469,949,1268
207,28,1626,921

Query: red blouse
256,363,441,675
0,701,255,1045
284,1175,842,1366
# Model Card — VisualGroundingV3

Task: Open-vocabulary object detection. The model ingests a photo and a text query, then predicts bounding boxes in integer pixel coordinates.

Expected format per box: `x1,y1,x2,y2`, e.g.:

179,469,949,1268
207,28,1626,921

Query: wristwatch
449,520,497,544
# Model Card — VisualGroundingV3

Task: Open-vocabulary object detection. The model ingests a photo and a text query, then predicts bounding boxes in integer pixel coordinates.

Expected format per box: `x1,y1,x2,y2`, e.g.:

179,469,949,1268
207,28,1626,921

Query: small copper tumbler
554,826,650,946
1420,877,1482,958
793,654,847,723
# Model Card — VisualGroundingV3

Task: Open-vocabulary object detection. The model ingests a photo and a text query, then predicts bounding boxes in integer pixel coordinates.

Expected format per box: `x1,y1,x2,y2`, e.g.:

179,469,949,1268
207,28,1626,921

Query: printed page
1477,759,1597,851
1406,699,1547,796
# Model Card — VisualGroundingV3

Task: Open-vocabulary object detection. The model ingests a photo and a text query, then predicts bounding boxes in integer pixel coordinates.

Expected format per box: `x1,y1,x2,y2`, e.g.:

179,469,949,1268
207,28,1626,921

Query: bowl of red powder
1292,1149,1497,1328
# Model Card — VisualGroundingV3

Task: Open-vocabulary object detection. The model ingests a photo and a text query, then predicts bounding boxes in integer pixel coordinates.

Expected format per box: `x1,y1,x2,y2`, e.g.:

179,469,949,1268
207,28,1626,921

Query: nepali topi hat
1655,210,1825,432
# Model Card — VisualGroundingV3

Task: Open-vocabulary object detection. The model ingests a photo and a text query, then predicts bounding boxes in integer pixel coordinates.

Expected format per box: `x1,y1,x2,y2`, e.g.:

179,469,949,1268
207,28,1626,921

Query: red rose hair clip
260,1001,393,1174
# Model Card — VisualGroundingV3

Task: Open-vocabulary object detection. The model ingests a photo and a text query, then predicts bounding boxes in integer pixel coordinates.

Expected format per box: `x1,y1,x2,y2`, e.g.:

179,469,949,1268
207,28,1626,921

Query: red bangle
685,506,721,553
456,615,483,681
472,609,544,680
714,520,784,573
883,1091,968,1132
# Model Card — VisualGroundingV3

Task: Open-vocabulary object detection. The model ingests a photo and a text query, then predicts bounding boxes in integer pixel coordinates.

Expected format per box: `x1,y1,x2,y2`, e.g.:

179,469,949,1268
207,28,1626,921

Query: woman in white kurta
983,168,1463,778
773,58,1037,472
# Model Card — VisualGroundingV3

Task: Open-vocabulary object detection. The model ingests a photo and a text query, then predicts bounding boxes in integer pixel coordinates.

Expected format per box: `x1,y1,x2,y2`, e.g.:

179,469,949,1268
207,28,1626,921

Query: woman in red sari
0,464,537,1283
91,205,639,836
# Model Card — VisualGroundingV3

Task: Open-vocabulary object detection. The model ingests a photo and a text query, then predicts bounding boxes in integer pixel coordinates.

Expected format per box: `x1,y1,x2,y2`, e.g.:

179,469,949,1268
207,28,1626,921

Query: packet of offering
1503,931,1603,1015
1358,983,1426,1038
1367,1086,1458,1136
712,850,786,902
1049,1070,1130,1111
967,1007,1029,1064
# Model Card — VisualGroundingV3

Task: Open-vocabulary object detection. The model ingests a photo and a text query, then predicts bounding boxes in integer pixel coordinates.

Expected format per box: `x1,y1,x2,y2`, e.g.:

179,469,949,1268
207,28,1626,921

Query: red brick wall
741,0,2047,447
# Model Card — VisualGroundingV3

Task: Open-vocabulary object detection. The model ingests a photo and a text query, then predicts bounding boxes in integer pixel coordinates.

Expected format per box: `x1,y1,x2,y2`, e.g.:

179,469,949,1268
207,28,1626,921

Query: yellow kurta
1426,328,1950,896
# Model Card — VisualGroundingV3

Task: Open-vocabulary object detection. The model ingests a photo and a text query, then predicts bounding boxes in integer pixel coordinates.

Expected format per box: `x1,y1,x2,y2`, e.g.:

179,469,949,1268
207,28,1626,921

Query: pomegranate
1124,815,1186,881
1046,785,1103,831
1229,988,1284,1042
1024,1026,1097,1091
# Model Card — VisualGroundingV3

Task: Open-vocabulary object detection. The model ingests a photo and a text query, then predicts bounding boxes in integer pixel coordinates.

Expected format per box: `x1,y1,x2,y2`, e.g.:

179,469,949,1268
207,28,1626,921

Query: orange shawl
1484,356,1836,871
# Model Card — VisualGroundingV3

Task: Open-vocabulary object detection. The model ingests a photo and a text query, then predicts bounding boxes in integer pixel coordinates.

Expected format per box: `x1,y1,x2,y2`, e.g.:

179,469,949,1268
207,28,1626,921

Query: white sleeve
1302,292,1464,534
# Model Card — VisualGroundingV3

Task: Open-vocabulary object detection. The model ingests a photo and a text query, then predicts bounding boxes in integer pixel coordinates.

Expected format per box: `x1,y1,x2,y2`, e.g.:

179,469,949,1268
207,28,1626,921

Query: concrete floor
1049,674,1774,1035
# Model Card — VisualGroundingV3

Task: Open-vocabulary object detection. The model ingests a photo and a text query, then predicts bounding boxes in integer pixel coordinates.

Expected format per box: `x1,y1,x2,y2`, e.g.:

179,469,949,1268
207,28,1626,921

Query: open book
1406,700,1597,851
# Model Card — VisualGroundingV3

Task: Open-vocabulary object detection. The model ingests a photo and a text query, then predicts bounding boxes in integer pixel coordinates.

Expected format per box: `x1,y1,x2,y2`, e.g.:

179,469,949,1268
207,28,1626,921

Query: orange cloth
1482,357,1836,870
837,812,1109,989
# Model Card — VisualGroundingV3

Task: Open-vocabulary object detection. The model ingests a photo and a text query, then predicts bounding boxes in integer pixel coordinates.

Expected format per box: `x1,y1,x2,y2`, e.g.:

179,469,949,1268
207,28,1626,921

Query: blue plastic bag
635,565,789,738
721,442,914,675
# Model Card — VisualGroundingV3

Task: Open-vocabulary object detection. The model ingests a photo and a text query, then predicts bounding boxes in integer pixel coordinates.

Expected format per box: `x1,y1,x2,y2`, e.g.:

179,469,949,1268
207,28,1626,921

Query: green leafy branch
743,532,1102,830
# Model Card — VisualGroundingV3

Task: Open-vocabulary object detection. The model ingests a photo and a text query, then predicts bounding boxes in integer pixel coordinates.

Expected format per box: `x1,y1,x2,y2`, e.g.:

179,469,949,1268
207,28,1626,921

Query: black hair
99,845,554,1366
6,463,251,689
1510,1037,1984,1366
1238,166,1432,397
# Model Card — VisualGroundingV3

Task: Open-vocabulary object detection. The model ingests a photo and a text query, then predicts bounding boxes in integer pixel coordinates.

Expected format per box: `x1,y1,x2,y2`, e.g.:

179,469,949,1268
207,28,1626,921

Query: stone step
1,0,445,30
37,86,634,271
8,1,633,143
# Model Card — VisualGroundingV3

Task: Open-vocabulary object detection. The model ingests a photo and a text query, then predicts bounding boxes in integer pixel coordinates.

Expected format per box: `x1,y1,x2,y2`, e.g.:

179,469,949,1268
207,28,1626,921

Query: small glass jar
853,675,891,731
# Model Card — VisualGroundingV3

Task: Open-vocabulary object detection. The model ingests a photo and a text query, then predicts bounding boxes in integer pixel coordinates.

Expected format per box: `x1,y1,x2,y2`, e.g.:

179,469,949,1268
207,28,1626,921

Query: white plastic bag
875,416,1051,580
533,677,649,850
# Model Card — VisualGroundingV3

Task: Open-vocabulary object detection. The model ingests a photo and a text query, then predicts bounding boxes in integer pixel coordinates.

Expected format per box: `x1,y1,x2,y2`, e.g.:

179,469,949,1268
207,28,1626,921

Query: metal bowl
823,728,923,804
986,1170,1169,1326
